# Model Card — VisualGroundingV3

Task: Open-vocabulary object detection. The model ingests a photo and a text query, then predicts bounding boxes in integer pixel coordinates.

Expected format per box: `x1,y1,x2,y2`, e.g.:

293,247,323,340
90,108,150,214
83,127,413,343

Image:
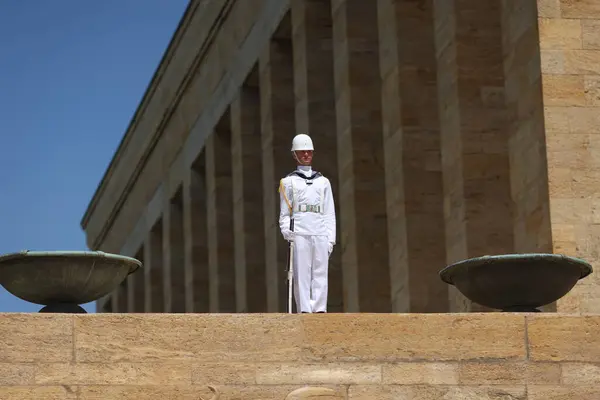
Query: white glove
328,242,334,256
285,232,295,242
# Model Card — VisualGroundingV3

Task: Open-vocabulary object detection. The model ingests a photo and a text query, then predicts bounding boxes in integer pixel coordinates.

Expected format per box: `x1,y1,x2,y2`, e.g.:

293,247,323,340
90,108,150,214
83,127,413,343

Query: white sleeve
279,179,293,240
323,179,336,245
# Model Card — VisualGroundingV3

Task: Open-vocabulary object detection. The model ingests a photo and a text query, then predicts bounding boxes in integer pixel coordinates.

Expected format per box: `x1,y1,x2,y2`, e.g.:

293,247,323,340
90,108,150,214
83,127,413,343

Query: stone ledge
1,313,599,399
2,313,599,363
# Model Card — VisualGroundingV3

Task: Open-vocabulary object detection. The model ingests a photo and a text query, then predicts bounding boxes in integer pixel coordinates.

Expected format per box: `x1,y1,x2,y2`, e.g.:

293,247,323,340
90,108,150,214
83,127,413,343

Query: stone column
331,0,391,312
292,0,344,312
183,164,210,313
434,0,514,312
260,14,296,312
126,248,145,312
113,281,127,313
205,117,236,313
497,1,552,310
126,275,135,313
144,223,164,312
163,189,186,313
231,72,268,313
109,291,116,313
100,297,112,313
377,0,448,312
110,288,119,313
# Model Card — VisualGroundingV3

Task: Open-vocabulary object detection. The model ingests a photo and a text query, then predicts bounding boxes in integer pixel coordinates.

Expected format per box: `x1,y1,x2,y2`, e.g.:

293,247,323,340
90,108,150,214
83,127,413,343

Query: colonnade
104,0,549,314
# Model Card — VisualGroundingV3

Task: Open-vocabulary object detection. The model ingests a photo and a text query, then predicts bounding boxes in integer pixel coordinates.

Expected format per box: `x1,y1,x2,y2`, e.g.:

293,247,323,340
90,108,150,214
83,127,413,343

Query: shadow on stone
439,253,592,312
0,250,141,313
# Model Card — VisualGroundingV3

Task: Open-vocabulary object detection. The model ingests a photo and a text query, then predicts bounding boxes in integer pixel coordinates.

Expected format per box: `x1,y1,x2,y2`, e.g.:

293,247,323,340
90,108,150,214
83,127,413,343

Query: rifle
287,218,294,314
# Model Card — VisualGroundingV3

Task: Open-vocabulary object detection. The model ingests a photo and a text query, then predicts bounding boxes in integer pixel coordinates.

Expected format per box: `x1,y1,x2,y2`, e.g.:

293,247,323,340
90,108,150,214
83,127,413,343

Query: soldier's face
295,150,313,165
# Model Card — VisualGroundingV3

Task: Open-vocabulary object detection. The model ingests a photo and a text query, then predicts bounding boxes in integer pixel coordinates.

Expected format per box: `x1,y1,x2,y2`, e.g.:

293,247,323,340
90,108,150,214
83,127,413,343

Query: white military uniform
279,165,336,313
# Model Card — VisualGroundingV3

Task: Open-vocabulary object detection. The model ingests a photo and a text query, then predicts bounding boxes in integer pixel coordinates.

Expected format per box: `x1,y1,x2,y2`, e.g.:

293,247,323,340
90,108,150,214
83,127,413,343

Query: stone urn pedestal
0,250,141,313
439,253,592,312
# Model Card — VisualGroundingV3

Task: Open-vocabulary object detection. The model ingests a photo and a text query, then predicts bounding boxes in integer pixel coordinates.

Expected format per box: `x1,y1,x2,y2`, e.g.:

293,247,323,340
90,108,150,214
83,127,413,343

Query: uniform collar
297,165,312,177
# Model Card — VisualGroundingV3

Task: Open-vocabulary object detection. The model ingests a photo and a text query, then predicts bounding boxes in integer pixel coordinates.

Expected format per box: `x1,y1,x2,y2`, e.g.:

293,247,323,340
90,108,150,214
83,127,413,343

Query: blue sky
0,1,188,312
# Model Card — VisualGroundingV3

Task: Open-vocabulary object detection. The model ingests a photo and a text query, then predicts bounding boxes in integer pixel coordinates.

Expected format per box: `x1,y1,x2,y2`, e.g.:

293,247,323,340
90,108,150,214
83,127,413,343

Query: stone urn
0,250,141,313
439,253,592,312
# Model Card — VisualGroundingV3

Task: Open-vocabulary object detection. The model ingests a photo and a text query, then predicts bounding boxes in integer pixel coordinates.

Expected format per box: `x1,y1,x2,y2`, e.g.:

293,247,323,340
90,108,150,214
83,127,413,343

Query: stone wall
538,0,600,313
1,313,599,399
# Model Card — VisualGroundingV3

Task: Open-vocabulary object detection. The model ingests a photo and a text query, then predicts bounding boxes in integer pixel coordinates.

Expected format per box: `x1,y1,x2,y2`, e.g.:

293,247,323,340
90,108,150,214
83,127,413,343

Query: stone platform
1,313,599,399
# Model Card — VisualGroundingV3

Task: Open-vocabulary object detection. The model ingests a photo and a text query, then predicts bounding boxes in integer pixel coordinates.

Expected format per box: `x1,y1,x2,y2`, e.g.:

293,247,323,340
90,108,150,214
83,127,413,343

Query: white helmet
291,133,314,152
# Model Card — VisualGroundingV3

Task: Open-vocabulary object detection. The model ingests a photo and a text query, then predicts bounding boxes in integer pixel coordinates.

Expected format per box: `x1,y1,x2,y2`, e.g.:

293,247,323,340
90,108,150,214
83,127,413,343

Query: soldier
279,133,336,313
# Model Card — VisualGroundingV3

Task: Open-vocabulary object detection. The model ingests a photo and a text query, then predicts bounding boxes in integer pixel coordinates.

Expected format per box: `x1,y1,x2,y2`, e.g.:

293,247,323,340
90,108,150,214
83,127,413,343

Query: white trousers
292,234,329,313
